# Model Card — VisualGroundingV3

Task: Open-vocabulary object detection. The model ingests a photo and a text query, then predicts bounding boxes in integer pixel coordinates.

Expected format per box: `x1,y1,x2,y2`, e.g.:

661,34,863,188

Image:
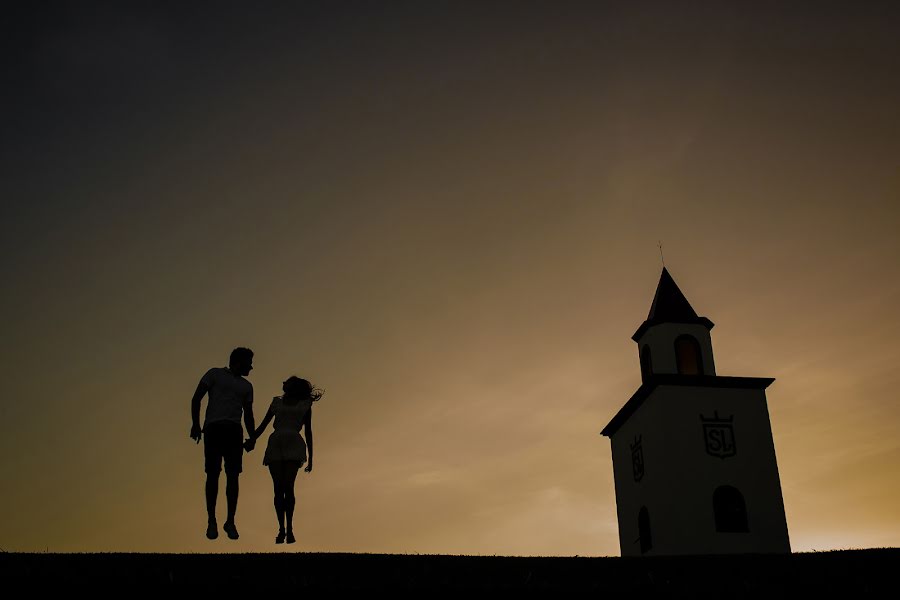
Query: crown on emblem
699,411,733,423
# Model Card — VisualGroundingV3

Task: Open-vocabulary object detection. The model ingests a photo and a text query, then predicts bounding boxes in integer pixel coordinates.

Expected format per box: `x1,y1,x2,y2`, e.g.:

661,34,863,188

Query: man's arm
242,386,256,446
190,381,209,443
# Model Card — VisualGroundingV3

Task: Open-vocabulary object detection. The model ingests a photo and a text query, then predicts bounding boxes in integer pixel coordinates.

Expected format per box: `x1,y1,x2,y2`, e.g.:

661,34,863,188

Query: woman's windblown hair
285,376,324,402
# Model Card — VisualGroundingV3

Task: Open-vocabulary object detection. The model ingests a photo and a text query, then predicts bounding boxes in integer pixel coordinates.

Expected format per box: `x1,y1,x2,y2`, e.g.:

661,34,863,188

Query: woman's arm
304,408,313,472
251,406,275,440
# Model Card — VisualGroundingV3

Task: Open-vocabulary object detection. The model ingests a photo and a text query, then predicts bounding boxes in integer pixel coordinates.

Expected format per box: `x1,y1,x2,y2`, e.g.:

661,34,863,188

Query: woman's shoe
275,530,286,544
286,532,296,544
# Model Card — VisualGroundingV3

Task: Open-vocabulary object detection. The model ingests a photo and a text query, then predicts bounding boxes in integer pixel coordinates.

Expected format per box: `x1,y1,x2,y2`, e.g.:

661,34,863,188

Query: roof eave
631,316,715,342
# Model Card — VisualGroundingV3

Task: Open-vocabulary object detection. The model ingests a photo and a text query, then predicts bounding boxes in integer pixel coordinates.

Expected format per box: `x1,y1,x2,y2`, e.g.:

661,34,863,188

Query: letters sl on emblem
631,435,644,482
700,412,736,459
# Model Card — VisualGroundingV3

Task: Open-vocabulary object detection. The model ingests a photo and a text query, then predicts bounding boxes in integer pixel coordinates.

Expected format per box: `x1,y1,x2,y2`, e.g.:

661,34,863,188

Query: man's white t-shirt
201,367,253,427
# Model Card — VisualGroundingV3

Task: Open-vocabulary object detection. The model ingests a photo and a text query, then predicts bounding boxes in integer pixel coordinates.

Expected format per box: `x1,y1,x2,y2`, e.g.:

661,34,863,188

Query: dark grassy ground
1,549,897,593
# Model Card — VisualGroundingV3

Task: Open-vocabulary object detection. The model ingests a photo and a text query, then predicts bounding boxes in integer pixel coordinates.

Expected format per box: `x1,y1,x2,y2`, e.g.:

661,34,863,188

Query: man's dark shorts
204,421,243,475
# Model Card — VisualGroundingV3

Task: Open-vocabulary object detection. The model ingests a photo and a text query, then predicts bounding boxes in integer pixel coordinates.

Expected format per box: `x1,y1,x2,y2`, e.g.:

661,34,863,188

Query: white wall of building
611,384,790,556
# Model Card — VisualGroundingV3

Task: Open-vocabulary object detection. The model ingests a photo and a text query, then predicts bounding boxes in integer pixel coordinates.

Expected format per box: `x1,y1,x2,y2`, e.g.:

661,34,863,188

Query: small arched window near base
638,506,652,553
640,346,653,382
675,335,704,375
714,485,749,533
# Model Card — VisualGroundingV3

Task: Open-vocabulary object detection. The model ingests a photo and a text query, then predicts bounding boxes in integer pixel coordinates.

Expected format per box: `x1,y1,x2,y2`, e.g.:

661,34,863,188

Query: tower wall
611,384,790,556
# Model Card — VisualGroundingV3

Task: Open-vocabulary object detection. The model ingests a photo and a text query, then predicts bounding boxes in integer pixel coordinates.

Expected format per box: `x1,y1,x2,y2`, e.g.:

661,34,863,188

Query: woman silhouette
247,376,322,544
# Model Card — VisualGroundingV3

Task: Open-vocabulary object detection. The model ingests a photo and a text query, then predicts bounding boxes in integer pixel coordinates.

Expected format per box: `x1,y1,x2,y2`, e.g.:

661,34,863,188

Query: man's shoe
206,520,218,540
223,521,239,540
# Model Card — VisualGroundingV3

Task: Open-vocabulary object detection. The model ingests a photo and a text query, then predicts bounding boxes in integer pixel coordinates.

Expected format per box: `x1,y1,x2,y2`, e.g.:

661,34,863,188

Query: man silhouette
190,347,257,540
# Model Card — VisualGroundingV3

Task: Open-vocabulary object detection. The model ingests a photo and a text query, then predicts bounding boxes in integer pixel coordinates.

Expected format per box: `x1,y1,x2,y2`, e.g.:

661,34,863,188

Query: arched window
640,346,653,382
714,485,749,532
675,335,704,375
638,506,652,553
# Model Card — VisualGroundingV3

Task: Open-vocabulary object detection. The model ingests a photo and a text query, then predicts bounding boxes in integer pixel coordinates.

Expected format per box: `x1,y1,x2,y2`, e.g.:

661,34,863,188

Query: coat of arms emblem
700,412,736,459
631,435,644,482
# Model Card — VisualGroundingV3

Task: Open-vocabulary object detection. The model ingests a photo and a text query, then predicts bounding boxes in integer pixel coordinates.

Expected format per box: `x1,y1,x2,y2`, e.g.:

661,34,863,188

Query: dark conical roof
631,268,714,341
647,267,699,322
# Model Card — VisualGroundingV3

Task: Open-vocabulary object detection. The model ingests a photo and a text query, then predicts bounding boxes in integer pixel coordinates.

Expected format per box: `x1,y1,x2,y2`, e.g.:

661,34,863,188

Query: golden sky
1,2,898,554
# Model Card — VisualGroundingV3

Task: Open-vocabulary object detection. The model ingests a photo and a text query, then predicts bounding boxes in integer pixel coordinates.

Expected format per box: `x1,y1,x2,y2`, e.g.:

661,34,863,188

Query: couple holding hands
190,347,322,544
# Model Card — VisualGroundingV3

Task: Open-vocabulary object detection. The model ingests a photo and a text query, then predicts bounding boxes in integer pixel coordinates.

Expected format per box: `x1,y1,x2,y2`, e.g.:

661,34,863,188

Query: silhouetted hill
1,549,896,593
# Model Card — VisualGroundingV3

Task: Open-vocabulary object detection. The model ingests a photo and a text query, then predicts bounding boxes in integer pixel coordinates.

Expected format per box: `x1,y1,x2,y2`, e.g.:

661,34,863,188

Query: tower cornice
600,375,775,437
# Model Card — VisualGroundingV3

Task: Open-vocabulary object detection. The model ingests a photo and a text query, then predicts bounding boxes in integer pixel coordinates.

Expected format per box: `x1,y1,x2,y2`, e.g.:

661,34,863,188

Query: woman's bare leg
284,462,301,542
268,464,286,536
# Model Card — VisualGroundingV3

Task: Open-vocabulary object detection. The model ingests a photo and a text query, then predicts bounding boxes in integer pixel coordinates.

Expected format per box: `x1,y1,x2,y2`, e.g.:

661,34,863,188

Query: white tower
601,268,790,556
